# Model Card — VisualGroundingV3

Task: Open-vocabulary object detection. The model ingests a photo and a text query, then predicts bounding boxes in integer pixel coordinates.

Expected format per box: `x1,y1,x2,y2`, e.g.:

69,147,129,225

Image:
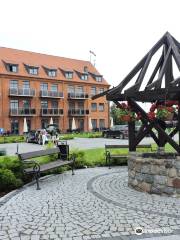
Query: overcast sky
0,0,180,88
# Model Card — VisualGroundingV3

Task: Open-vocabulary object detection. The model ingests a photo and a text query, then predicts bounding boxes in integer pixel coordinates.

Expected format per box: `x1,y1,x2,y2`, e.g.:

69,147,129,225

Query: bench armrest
23,160,40,173
69,153,76,162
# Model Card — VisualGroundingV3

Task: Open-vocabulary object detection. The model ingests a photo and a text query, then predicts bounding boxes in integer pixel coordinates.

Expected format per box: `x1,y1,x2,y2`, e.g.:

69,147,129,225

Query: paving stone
0,167,180,240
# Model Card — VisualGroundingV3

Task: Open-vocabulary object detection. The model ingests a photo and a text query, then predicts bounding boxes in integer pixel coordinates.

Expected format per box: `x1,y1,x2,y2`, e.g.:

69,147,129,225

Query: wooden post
128,121,136,151
178,101,180,147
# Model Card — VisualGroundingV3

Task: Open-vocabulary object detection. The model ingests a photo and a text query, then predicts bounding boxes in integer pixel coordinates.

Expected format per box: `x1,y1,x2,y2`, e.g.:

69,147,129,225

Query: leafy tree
110,103,125,125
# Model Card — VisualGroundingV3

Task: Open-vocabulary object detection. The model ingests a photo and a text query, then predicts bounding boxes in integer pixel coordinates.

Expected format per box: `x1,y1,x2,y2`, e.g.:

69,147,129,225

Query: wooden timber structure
93,32,180,153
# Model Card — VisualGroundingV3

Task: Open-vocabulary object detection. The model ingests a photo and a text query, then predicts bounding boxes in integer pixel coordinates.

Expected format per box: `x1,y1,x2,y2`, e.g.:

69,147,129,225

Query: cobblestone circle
0,167,180,240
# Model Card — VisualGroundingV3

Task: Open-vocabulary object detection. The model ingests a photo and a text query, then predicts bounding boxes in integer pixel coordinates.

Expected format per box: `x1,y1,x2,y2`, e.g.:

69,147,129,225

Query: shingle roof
0,47,109,85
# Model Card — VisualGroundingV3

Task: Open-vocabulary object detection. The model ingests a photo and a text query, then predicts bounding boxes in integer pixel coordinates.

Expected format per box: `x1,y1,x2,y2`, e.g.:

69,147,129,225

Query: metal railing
9,88,35,96
40,90,64,98
68,109,89,116
10,108,36,116
41,108,64,116
68,92,89,99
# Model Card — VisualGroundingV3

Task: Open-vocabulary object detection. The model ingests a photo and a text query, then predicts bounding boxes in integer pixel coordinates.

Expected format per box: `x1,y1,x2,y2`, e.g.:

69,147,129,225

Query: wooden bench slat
19,148,60,160
25,160,73,173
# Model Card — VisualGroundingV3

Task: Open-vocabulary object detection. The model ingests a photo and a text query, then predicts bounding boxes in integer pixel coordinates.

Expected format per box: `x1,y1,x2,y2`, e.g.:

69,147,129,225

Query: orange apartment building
0,47,110,134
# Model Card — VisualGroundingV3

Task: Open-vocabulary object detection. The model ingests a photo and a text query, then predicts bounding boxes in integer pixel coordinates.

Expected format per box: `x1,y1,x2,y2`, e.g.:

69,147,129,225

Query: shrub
88,133,102,138
70,148,86,168
0,156,23,179
0,169,23,191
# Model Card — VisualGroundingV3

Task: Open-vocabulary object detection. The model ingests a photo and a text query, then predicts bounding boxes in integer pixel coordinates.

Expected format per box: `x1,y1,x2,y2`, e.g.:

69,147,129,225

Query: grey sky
0,0,180,88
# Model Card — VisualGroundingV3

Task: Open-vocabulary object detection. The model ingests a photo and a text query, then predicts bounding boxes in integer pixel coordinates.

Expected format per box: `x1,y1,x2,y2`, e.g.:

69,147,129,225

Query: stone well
128,152,180,196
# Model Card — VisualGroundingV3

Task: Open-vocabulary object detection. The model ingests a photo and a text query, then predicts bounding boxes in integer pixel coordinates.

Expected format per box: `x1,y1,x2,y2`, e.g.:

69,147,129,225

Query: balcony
68,92,89,99
41,108,64,116
9,88,35,97
68,109,89,116
10,108,36,116
40,90,64,98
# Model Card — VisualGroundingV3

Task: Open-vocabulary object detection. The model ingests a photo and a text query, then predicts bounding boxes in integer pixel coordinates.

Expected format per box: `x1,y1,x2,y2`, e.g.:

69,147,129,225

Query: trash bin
57,140,69,160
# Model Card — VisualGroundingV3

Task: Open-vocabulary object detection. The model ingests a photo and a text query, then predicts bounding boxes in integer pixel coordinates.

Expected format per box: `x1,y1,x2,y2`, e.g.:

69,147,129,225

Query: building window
52,100,58,109
65,72,73,79
41,101,48,109
99,88,104,93
7,64,18,73
40,83,48,91
10,100,18,109
23,80,30,89
23,100,30,109
99,119,105,129
91,119,97,129
10,80,18,89
99,103,104,112
41,119,49,129
81,74,88,80
91,87,96,96
11,119,19,134
96,76,102,82
76,86,84,94
28,67,38,75
68,85,75,93
91,103,97,111
51,84,58,92
48,70,57,77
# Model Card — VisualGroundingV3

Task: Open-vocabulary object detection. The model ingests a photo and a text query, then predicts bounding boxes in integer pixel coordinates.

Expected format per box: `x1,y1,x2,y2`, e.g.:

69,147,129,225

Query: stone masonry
128,153,180,196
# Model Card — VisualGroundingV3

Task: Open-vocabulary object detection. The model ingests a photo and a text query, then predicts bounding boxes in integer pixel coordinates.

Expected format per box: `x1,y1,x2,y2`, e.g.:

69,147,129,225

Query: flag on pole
89,50,96,56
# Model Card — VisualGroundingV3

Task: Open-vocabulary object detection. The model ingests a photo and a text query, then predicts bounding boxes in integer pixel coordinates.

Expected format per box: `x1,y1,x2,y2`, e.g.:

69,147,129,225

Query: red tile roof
0,47,109,85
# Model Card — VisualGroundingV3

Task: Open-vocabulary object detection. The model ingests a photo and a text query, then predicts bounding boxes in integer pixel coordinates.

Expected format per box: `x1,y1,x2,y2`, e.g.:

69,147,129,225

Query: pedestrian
42,130,46,145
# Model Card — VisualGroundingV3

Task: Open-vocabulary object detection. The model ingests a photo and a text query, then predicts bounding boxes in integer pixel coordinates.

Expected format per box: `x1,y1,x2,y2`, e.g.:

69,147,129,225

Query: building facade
0,47,110,134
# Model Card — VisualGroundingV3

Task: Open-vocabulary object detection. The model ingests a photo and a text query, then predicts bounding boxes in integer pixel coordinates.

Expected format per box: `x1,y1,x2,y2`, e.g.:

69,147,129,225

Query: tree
110,103,125,125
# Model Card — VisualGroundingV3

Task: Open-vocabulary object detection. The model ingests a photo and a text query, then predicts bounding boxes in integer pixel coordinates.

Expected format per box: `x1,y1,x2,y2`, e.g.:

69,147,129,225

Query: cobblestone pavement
0,167,180,240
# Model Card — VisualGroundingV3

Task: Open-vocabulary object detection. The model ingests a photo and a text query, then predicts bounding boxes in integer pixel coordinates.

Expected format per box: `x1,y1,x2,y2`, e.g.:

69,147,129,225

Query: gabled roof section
93,32,180,101
0,47,109,85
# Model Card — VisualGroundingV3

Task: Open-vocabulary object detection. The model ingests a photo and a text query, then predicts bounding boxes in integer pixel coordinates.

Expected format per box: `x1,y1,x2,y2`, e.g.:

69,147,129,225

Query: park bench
18,147,75,190
105,144,152,168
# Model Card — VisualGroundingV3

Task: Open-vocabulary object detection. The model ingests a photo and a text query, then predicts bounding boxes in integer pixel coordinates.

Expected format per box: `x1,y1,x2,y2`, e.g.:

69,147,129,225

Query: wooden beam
145,46,172,90
145,53,164,88
166,33,180,71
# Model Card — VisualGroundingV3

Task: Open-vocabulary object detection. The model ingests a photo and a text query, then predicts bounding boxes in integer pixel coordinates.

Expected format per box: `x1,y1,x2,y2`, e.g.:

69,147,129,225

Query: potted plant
119,102,137,122
148,102,176,121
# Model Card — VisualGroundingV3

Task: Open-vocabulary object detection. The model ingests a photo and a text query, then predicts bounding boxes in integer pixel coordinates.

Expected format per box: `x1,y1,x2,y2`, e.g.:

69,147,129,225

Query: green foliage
87,133,102,138
0,156,23,179
0,135,25,144
0,169,23,191
58,135,74,140
110,103,124,124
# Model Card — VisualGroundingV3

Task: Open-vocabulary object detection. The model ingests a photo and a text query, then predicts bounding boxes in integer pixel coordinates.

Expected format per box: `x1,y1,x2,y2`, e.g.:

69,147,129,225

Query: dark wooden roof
92,32,180,102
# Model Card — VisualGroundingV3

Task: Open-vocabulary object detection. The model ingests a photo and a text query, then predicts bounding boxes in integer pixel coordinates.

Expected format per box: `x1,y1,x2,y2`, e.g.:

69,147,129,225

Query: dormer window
65,72,73,79
7,64,18,73
28,66,38,75
48,69,57,77
81,74,88,80
95,75,102,82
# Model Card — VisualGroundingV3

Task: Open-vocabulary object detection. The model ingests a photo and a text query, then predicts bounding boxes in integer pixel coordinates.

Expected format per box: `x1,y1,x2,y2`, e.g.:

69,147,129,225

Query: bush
88,133,102,138
59,135,74,140
0,156,23,179
0,169,23,191
70,149,86,168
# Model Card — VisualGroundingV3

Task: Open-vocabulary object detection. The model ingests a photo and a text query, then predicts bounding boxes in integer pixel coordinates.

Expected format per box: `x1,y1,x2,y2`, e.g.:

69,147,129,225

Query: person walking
42,130,46,145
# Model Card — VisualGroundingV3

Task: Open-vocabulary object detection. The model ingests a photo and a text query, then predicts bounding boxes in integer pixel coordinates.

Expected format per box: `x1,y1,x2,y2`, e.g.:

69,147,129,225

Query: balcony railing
40,90,64,98
68,109,89,116
41,108,64,116
10,108,36,116
9,88,35,97
68,92,89,99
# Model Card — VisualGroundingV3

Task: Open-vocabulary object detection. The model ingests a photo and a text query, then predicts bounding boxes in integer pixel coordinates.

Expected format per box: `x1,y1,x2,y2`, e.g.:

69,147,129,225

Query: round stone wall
128,153,180,196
